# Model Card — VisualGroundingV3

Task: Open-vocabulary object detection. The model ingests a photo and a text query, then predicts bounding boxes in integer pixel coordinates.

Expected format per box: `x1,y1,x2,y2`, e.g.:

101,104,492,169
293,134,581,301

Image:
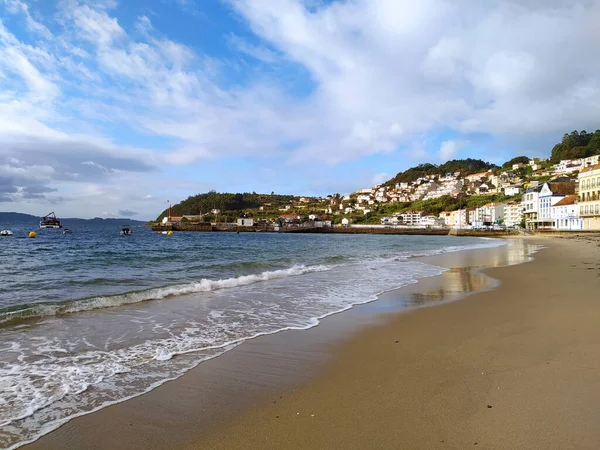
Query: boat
63,229,73,235
40,212,62,229
120,225,133,235
0,230,13,236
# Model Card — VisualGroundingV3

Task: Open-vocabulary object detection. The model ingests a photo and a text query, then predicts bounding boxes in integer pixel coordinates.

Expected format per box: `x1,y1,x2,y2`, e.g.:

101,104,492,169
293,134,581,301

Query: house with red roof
550,195,582,230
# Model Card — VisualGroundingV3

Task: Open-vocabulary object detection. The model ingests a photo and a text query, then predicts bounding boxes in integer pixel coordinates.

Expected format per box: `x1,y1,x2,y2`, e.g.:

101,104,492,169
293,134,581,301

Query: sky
1,0,599,219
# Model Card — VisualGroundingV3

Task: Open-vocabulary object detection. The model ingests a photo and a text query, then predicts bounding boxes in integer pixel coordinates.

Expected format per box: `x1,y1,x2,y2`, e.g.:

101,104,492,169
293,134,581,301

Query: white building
504,184,522,196
399,211,425,226
582,155,600,168
522,184,543,230
411,182,438,201
356,194,371,204
450,209,468,228
422,179,464,200
550,196,582,230
236,218,254,227
536,181,577,229
439,211,453,226
504,202,523,228
472,203,505,227
553,159,583,174
420,215,444,227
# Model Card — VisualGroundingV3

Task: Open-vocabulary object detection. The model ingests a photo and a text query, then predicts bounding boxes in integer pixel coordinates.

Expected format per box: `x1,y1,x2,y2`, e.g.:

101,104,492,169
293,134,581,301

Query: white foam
0,264,332,324
0,237,519,449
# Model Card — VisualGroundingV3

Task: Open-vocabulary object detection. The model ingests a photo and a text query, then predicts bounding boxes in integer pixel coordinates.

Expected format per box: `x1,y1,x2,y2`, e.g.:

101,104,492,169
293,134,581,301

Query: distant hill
384,158,498,186
0,212,146,225
157,191,298,221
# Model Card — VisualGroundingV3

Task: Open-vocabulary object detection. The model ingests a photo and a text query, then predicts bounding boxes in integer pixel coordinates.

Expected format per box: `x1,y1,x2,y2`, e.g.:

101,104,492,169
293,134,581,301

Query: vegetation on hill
385,158,497,185
156,191,297,221
550,130,600,163
502,156,529,169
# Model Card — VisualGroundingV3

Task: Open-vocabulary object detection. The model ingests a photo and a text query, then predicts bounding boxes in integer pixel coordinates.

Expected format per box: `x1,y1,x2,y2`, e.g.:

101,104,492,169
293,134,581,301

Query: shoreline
195,235,600,450
21,238,542,450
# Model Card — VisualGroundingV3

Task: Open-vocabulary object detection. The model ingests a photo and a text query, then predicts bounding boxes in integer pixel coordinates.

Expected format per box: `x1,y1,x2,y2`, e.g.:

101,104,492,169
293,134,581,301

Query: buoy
167,230,173,236
29,231,36,238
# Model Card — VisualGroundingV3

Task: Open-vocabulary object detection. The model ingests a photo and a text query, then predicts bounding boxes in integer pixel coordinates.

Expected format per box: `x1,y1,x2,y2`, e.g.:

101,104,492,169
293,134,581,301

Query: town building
536,181,577,229
450,209,468,228
553,159,583,174
504,202,523,228
578,163,600,230
471,203,505,227
398,211,425,226
438,211,453,227
550,196,582,230
236,218,254,227
504,184,522,196
420,215,444,227
522,184,543,230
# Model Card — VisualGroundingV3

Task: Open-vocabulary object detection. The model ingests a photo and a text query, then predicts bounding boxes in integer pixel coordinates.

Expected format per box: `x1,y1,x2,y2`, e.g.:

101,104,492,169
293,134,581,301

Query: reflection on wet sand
408,268,489,306
408,239,542,307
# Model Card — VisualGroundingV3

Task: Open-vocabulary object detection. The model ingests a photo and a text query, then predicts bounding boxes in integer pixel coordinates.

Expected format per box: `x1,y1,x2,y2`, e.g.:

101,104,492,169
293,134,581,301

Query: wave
0,264,331,326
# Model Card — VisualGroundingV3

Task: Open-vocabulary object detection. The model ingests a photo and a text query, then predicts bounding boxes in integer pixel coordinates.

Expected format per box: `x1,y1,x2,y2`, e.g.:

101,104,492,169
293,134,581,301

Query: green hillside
156,191,299,221
550,130,600,162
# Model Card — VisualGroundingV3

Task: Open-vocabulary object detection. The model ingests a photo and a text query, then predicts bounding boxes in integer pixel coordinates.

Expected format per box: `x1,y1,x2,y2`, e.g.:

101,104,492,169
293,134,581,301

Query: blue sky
1,0,599,219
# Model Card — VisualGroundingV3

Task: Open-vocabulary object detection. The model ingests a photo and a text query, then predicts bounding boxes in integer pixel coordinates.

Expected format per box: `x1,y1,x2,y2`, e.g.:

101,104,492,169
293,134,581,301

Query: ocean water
0,221,505,448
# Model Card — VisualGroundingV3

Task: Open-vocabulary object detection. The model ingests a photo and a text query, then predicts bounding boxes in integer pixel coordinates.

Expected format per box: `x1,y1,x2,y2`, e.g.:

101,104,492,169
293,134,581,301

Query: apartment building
578,163,600,230
504,202,523,228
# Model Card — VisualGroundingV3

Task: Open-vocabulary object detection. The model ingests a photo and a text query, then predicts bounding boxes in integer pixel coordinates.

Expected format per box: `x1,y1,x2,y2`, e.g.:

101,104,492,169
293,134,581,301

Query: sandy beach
23,236,600,450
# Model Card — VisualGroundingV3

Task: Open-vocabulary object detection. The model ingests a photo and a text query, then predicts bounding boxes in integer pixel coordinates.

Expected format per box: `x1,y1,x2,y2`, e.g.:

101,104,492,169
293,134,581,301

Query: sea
0,220,506,448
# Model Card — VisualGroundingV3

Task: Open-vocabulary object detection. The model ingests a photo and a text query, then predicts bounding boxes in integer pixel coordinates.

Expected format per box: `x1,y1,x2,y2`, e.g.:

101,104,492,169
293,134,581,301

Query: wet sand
24,237,600,449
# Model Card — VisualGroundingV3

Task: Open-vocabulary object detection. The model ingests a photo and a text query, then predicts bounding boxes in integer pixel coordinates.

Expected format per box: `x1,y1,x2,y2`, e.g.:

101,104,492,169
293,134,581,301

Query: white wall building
537,181,577,229
420,215,444,227
553,159,583,174
473,203,505,226
504,185,522,196
399,211,425,226
450,209,468,228
504,202,523,228
236,218,254,227
522,184,543,230
550,196,582,230
356,194,371,204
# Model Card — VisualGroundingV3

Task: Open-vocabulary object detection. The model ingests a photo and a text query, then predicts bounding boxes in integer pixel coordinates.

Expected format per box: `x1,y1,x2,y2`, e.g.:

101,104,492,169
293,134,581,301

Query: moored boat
40,212,62,229
0,230,13,236
120,225,133,235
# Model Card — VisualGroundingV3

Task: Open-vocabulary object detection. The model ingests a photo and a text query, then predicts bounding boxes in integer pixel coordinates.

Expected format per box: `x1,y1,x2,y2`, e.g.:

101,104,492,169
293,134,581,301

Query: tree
550,129,599,162
502,156,529,169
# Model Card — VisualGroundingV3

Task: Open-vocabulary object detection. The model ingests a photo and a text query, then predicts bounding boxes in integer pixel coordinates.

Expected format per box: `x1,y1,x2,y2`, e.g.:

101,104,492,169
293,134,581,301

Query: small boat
40,212,62,229
120,225,133,235
63,229,73,235
0,230,13,236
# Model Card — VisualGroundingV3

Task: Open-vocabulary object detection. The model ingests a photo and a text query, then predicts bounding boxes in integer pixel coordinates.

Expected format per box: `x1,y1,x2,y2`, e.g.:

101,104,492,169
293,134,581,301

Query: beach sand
24,237,600,449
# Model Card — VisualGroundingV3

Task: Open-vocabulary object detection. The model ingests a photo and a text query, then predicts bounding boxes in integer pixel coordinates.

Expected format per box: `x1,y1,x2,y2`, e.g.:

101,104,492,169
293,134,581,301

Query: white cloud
371,173,389,186
2,0,52,38
1,0,599,216
227,33,280,63
438,140,464,161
